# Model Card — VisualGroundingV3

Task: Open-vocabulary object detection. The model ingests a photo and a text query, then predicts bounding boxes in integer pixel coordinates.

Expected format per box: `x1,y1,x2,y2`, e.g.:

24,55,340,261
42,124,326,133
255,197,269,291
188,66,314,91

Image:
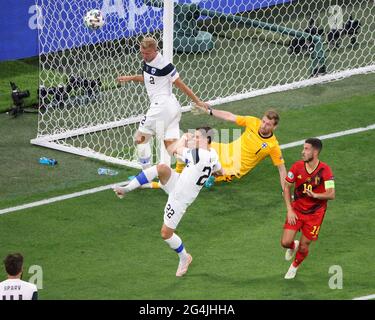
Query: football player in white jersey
113,127,223,276
0,253,38,300
117,37,210,170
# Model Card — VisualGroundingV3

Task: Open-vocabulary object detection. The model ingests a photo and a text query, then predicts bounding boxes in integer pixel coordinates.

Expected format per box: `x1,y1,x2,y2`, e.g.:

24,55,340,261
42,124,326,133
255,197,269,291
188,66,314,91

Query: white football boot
284,263,299,279
176,254,193,277
285,240,300,261
113,186,126,199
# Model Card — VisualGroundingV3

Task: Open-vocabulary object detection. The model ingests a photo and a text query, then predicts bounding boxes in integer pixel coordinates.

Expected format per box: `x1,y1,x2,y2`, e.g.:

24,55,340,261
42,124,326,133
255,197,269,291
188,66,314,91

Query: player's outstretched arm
277,164,287,191
174,78,210,110
209,108,237,123
117,75,144,83
192,104,237,123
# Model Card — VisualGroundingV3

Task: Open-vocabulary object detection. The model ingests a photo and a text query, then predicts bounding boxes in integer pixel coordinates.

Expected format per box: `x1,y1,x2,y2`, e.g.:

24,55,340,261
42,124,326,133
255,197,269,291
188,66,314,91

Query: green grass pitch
0,73,374,299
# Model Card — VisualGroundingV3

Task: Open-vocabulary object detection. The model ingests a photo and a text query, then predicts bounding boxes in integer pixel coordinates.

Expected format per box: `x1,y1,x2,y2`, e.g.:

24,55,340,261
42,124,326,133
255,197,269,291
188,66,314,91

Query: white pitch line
0,181,129,216
281,124,375,149
1,123,375,216
352,294,375,300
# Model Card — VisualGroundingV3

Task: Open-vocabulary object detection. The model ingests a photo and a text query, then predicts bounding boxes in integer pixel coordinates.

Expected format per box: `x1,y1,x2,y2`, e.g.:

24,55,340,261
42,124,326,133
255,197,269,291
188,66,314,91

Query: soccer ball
84,9,105,30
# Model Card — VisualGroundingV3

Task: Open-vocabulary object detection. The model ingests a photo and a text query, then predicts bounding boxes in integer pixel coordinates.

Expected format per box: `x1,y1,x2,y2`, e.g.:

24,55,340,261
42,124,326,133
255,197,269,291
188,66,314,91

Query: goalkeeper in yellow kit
144,107,286,190
198,106,287,189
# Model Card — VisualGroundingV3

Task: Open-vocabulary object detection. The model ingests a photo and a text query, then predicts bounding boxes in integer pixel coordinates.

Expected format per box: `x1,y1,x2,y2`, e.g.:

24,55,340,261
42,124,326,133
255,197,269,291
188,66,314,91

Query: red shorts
283,208,326,241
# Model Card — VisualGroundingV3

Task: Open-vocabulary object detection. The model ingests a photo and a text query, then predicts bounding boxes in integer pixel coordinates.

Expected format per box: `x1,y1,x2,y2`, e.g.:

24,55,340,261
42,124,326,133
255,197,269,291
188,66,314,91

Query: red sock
293,248,309,267
289,241,295,250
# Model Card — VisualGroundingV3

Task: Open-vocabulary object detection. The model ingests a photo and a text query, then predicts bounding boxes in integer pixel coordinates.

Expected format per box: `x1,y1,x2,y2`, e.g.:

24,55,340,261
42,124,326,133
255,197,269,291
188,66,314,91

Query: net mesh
34,0,375,167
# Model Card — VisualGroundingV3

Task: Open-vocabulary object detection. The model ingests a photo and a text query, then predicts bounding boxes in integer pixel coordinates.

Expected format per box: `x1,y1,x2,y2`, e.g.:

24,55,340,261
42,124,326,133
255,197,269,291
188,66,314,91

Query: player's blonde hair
264,109,280,125
140,37,158,50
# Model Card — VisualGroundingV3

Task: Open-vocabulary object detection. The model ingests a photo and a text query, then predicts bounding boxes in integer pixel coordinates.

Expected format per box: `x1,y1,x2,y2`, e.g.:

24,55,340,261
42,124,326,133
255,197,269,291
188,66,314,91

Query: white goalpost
31,0,375,168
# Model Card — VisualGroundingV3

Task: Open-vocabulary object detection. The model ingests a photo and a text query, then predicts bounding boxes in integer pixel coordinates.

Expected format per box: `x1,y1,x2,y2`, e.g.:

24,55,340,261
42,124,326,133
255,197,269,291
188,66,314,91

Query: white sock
124,166,158,192
164,233,188,262
137,142,152,169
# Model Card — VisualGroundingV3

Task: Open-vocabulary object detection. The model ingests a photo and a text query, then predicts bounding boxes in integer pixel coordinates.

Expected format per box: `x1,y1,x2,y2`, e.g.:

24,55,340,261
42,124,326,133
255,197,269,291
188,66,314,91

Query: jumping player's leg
140,132,181,191
135,130,152,169
285,234,312,279
161,198,192,277
281,228,300,261
161,224,192,277
113,163,172,197
138,138,186,190
292,211,325,269
292,234,312,268
282,212,302,279
137,96,181,170
136,104,166,169
281,228,298,249
284,212,323,279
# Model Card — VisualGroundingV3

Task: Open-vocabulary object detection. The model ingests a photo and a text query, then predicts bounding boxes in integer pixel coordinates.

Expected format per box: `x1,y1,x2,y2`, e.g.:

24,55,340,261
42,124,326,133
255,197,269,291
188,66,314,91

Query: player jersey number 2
196,166,212,186
140,115,147,126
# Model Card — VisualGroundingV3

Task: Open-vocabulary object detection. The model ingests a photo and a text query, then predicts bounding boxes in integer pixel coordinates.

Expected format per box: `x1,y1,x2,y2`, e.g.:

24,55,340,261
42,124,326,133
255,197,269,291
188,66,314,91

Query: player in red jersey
281,138,335,279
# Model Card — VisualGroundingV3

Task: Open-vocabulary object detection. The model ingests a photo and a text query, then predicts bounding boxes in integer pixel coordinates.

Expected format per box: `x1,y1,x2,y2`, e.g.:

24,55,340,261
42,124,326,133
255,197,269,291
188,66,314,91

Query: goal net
32,0,375,168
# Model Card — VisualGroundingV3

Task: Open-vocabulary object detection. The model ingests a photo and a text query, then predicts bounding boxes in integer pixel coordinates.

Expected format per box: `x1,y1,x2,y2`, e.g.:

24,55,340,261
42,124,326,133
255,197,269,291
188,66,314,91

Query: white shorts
160,170,179,195
163,196,188,229
160,170,187,229
138,95,181,140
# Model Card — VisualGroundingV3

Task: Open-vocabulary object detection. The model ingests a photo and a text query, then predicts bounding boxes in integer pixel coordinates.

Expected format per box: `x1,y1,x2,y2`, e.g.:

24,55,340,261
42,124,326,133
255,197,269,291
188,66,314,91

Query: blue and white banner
0,0,41,61
0,0,294,62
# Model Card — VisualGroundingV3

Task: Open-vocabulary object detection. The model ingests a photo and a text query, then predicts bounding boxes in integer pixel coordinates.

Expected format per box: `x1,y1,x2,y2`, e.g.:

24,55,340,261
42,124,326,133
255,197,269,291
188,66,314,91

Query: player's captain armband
325,180,335,189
